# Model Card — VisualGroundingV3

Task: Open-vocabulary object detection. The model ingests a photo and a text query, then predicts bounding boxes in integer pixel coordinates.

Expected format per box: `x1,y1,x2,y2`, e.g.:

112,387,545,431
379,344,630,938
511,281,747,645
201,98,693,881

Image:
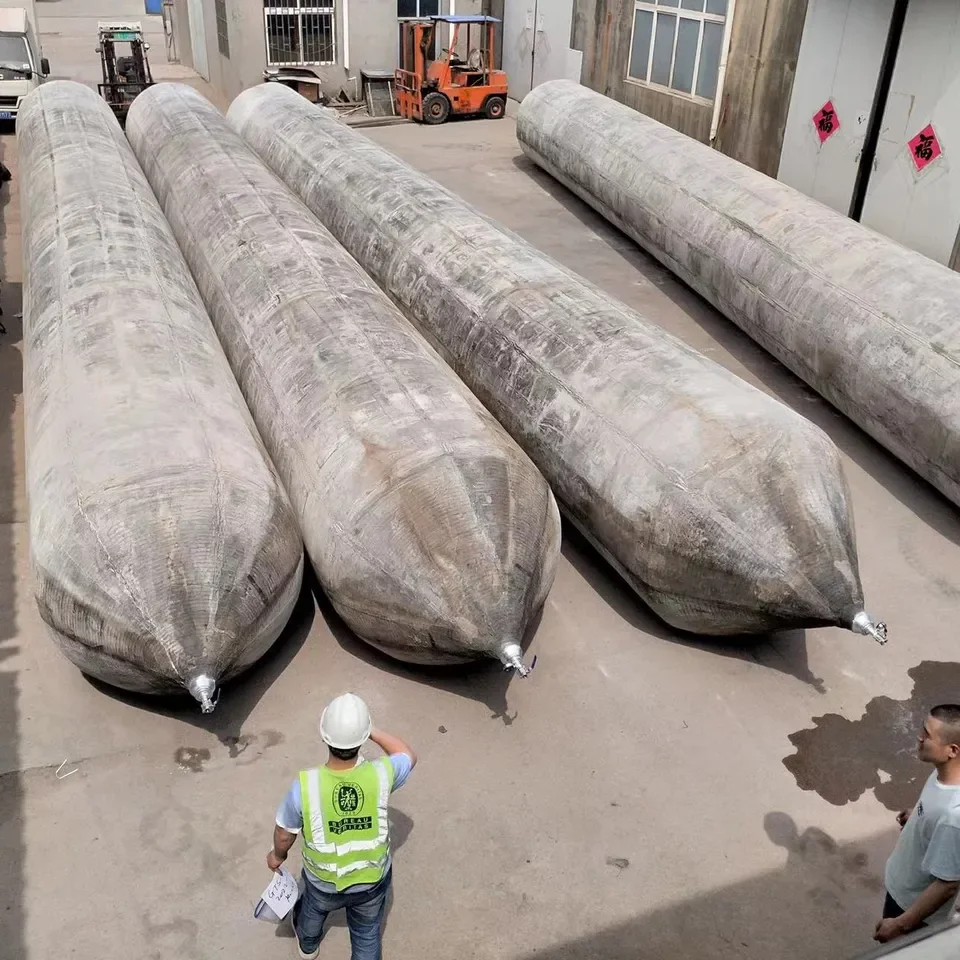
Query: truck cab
0,2,49,120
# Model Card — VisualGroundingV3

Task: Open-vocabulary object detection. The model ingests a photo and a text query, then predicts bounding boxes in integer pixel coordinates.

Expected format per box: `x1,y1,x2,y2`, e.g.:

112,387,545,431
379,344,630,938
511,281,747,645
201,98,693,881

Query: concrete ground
4,5,960,960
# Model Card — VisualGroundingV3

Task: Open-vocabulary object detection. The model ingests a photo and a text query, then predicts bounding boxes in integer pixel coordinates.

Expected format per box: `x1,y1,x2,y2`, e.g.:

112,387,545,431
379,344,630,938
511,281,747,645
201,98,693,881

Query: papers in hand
255,866,299,921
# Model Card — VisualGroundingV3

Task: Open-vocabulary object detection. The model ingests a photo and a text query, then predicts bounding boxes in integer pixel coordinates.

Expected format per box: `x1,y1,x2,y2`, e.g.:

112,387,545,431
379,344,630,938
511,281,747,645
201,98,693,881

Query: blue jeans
293,870,391,959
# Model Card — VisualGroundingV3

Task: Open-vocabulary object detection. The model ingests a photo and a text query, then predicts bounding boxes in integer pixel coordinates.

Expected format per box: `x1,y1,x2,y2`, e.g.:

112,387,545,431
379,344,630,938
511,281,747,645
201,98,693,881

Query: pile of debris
261,66,408,128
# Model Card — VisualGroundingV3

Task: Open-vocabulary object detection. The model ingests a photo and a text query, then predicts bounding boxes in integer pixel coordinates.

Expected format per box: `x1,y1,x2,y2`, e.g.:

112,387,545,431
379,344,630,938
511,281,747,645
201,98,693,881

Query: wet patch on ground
173,747,210,773
782,661,960,809
176,730,284,771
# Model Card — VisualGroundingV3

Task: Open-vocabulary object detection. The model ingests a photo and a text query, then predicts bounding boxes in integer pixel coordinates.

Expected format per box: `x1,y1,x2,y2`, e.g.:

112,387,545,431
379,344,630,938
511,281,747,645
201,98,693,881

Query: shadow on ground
783,661,960,811
561,525,825,693
514,814,902,960
510,154,960,549
312,578,534,727
85,574,316,748
0,141,23,960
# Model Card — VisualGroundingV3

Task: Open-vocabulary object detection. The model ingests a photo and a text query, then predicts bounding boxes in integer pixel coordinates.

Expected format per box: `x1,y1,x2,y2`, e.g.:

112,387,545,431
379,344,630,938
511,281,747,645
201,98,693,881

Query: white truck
0,0,48,120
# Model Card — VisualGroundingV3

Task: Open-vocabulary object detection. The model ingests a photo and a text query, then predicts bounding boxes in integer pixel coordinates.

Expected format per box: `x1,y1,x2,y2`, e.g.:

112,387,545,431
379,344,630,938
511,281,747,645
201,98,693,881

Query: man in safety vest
268,693,417,960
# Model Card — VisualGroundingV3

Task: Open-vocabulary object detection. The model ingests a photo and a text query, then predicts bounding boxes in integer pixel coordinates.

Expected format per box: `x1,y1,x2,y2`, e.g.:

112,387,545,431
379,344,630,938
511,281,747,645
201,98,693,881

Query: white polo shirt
885,771,960,924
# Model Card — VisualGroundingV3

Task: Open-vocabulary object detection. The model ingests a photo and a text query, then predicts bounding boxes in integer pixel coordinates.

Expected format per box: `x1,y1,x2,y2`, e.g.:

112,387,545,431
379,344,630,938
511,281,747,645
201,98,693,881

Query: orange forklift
395,15,508,124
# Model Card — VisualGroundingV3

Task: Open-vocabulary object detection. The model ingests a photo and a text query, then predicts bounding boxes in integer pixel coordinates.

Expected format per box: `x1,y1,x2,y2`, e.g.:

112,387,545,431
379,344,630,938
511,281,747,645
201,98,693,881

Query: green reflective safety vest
299,757,394,891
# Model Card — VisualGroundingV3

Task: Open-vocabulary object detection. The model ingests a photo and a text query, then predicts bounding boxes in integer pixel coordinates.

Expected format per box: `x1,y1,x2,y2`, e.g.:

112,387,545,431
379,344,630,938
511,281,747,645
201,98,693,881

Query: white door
531,0,580,88
502,0,534,99
777,0,895,215
859,0,960,266
502,0,581,100
187,0,208,79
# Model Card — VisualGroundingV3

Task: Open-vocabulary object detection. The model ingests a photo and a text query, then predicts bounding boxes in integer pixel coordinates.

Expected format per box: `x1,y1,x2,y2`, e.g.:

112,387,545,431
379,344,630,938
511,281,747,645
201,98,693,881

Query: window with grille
627,0,727,101
264,0,336,66
215,0,230,58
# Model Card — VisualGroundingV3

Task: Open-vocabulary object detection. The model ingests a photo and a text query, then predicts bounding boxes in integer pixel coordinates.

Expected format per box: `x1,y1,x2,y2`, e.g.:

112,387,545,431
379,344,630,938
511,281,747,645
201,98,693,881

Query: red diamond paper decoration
908,124,942,172
813,101,840,143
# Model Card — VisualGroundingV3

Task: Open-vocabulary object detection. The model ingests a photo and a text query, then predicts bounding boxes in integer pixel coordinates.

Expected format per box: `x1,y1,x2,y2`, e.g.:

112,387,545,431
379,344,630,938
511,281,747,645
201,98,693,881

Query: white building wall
186,0,209,78
178,0,474,106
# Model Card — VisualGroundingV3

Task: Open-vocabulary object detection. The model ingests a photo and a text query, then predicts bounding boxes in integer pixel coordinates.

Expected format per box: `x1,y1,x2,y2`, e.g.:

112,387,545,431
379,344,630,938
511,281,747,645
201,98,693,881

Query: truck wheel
422,93,450,125
484,96,506,119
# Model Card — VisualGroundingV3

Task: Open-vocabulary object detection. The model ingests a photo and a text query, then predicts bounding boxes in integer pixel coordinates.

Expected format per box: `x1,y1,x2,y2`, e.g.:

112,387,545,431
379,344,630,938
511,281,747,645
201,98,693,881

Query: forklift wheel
422,92,450,125
484,96,506,120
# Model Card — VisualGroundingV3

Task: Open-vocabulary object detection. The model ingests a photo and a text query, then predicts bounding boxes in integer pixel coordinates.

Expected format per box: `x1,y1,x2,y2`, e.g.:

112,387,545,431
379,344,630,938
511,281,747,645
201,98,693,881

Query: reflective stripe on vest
300,757,394,891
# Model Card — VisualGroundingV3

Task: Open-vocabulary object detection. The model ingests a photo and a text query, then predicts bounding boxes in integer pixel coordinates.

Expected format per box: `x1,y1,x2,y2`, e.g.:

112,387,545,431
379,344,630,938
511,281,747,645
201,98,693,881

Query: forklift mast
97,21,154,124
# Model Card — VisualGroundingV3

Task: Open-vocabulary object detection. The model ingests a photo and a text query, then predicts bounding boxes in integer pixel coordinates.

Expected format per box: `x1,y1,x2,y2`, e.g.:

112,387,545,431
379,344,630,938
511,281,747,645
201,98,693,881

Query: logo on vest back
329,782,373,835
333,782,365,816
328,816,373,835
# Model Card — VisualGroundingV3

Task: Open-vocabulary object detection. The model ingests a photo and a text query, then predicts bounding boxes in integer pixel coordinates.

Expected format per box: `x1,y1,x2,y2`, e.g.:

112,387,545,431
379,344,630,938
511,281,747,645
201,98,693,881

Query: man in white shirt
875,704,960,943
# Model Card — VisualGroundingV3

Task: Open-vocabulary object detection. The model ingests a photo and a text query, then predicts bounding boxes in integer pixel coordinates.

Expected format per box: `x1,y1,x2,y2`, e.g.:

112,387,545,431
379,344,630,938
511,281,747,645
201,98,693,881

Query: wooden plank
714,0,809,175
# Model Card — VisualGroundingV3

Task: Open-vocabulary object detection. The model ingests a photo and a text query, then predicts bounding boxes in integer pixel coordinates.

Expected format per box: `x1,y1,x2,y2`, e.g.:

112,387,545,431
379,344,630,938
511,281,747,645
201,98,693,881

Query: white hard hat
319,693,372,750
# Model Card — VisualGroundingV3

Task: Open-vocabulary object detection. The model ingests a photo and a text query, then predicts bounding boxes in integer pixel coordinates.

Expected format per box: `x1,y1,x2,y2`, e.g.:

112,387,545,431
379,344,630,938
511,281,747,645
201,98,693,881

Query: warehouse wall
775,0,960,269
571,0,807,170
486,0,504,67
777,0,894,216
858,0,960,268
502,0,583,100
203,0,266,99
171,0,194,71
172,0,195,72
177,0,475,106
348,0,401,76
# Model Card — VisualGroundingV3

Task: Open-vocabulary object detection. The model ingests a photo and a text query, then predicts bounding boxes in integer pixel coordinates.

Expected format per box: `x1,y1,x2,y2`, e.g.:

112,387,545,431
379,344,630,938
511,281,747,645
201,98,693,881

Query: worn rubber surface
229,83,879,637
518,79,960,509
127,84,559,667
19,81,304,698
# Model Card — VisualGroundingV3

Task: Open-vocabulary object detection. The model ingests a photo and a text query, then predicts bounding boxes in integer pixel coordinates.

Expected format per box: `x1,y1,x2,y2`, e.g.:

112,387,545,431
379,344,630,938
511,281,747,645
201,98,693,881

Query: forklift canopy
429,14,500,21
395,13,507,124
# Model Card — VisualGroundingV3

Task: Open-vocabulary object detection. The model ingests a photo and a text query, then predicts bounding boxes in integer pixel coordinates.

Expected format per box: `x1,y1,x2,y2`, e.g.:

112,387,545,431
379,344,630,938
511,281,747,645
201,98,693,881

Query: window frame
215,0,230,58
396,0,440,18
397,0,440,61
263,3,337,67
626,0,729,105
